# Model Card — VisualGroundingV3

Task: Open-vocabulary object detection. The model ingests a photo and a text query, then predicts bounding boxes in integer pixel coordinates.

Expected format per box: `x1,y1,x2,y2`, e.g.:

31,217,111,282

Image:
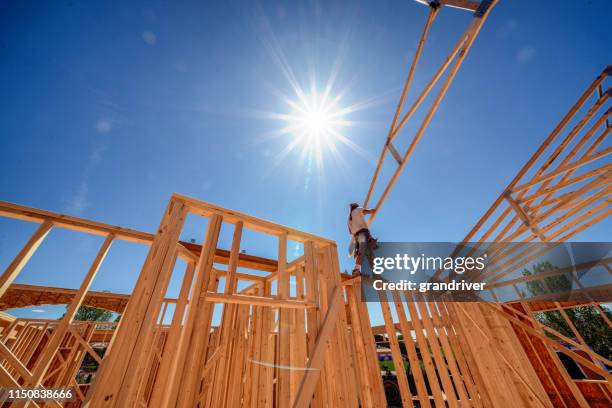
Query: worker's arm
362,208,376,215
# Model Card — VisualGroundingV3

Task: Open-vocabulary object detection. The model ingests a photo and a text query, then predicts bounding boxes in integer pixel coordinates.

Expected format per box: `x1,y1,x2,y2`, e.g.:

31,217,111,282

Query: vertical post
346,283,377,407
326,246,359,408
174,214,223,407
403,292,446,407
292,264,308,400
413,301,459,407
246,284,265,406
449,303,526,407
426,301,475,406
357,283,388,407
378,291,414,407
303,241,324,408
29,234,114,386
210,221,243,407
84,198,187,407
293,287,343,408
226,221,243,294
148,260,196,406
390,291,430,407
438,302,493,407
277,233,291,407
226,303,250,407
257,280,275,407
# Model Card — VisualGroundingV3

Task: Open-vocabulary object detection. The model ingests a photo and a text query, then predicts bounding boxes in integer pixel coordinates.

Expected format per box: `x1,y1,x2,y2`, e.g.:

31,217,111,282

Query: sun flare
255,41,378,173
258,81,374,174
287,90,345,151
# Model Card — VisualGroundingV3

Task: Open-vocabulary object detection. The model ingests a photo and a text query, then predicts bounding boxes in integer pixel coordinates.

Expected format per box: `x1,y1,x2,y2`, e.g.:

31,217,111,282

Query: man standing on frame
348,202,378,276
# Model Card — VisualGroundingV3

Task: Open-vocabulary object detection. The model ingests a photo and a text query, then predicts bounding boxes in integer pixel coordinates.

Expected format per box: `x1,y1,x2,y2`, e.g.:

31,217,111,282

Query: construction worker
348,203,378,276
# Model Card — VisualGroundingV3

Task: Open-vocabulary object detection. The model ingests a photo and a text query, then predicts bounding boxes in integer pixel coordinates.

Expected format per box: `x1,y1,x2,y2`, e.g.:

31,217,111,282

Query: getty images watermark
371,252,488,293
357,242,612,303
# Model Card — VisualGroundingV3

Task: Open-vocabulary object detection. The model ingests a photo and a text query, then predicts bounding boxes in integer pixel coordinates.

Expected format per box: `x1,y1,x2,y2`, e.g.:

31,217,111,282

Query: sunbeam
251,10,386,181
257,78,380,174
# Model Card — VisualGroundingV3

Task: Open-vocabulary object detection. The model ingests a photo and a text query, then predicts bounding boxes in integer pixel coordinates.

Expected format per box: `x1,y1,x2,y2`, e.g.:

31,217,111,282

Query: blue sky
0,0,611,319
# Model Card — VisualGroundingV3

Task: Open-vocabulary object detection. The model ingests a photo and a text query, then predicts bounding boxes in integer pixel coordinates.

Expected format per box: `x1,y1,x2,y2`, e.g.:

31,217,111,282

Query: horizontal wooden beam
0,200,152,244
0,283,131,313
179,241,278,273
0,200,281,272
202,292,316,309
175,193,335,245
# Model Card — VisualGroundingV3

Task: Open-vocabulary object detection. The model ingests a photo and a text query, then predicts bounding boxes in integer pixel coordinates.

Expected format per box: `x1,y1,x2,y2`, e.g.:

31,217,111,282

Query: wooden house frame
0,193,557,408
0,1,609,406
0,164,608,407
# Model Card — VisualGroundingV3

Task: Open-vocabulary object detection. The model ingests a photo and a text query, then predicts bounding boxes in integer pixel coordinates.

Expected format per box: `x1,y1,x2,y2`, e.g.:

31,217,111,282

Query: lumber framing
0,190,557,407
364,0,499,221
0,7,609,407
0,192,360,407
434,66,612,407
0,181,609,407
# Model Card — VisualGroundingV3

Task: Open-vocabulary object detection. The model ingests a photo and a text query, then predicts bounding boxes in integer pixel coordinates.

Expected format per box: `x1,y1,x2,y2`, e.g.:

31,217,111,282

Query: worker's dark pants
354,229,374,277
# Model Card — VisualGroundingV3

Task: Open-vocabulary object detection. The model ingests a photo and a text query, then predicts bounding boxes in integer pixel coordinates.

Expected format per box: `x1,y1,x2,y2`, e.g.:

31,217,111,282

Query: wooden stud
293,287,343,408
276,233,291,407
29,234,114,386
379,290,414,407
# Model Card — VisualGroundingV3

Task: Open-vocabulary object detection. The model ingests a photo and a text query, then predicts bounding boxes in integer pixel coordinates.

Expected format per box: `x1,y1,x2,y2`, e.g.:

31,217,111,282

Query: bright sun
303,106,330,137
256,51,377,171
289,91,344,148
254,26,381,174
259,81,373,172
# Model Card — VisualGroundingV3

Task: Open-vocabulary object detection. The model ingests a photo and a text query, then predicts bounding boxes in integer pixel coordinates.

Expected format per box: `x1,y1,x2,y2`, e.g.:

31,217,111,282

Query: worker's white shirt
348,208,369,235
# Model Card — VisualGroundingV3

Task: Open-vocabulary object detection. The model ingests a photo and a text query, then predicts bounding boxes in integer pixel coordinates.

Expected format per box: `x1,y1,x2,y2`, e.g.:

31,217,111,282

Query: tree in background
523,261,612,361
64,306,114,383
521,260,572,298
63,306,113,322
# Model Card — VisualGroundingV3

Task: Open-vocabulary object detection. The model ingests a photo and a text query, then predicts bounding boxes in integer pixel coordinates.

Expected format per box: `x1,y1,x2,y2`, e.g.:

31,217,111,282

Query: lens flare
285,88,347,154
253,21,383,175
